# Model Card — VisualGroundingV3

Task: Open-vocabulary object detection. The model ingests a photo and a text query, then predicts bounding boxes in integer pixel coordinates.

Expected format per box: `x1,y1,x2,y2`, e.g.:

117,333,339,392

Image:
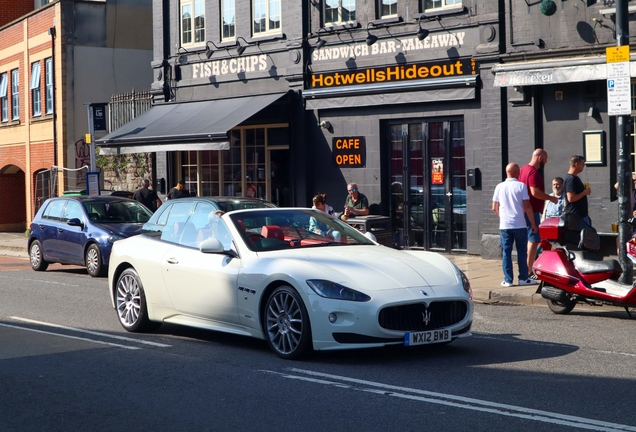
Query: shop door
389,120,466,252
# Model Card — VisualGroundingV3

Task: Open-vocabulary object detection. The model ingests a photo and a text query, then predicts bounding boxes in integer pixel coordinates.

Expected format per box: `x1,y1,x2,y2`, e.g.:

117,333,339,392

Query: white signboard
606,47,632,116
607,74,632,116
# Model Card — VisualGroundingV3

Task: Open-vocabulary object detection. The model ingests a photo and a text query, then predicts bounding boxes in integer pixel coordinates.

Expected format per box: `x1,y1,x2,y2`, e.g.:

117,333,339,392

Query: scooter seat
572,251,621,276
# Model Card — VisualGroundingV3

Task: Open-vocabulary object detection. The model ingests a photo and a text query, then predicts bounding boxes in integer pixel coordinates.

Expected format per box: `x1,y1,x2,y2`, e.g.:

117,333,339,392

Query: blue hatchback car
28,196,153,277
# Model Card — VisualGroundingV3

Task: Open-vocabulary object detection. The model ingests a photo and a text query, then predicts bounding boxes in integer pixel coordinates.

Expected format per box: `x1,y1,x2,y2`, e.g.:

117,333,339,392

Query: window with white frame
181,0,205,46
45,58,53,114
222,0,236,40
0,73,7,122
423,0,461,11
324,0,355,24
379,0,397,17
11,69,19,120
31,62,41,117
253,0,281,35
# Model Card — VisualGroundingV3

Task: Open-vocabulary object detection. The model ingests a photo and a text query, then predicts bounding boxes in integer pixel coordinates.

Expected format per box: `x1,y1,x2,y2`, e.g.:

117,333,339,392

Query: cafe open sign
333,136,366,168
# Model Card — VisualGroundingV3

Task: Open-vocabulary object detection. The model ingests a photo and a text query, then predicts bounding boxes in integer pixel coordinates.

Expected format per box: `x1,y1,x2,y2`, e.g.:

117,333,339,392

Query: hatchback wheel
85,244,105,277
29,240,49,271
115,268,160,332
264,286,312,359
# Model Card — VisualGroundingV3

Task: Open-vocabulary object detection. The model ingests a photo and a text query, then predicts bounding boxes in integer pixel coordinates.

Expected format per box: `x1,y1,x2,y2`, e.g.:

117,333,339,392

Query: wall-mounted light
205,41,221,59
416,16,430,40
588,106,598,118
316,35,327,49
236,36,250,56
319,120,331,129
176,47,190,64
365,22,378,46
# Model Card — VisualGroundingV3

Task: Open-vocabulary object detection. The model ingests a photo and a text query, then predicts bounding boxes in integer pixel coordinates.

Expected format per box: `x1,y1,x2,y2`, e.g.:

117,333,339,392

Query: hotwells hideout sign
333,137,366,168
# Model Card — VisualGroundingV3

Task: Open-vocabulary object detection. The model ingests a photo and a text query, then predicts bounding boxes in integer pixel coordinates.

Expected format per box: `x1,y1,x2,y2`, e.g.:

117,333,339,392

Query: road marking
0,323,140,350
9,317,171,348
261,369,636,431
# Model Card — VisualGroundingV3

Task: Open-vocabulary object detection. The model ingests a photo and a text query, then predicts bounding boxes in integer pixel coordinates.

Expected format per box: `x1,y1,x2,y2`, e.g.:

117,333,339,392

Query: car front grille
379,301,468,332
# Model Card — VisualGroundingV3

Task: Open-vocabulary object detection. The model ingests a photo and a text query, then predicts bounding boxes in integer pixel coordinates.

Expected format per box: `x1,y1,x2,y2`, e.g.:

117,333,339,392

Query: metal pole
86,104,96,172
48,25,57,194
616,0,633,284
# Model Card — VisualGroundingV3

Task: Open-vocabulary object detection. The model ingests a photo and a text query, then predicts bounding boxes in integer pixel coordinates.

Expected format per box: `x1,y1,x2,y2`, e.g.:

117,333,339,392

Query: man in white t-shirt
492,163,538,287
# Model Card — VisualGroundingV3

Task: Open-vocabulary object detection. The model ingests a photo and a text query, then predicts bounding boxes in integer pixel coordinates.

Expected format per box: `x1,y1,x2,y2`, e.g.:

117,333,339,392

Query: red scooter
533,215,636,317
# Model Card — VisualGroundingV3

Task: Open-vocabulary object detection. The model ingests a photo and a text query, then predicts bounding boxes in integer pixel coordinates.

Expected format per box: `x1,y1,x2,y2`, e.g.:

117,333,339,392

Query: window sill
0,119,21,127
250,33,287,43
31,114,53,123
417,6,467,19
321,22,360,32
370,16,402,26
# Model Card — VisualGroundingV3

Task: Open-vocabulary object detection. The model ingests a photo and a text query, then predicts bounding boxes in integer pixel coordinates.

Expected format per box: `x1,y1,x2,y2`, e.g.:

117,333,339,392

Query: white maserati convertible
108,198,473,359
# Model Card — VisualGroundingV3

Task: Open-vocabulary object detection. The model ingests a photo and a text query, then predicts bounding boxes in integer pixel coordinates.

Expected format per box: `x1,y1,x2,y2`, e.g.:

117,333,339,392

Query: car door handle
39,225,45,230
58,228,64,233
166,258,179,265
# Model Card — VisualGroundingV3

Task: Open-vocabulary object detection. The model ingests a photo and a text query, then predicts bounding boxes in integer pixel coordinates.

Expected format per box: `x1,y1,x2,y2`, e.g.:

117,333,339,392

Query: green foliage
96,148,148,180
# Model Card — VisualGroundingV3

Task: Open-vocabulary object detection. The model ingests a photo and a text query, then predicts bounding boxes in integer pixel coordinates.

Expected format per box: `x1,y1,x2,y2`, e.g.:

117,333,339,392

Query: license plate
404,329,451,346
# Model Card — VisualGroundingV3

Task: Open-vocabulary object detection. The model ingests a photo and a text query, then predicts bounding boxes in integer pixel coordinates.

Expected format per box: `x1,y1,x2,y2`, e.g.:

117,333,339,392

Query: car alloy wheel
115,268,159,332
85,244,105,277
29,240,49,271
264,286,312,359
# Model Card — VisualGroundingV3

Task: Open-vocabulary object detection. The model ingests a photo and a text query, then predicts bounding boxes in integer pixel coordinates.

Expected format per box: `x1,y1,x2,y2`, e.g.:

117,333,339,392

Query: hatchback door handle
167,258,179,265
58,228,64,233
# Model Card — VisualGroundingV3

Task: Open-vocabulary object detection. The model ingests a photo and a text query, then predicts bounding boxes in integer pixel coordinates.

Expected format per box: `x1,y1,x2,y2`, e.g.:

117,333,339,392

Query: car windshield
215,200,277,212
229,209,377,252
83,200,153,224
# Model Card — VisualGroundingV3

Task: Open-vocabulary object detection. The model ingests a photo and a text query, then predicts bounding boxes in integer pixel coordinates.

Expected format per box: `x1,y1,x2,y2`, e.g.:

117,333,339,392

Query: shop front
303,37,483,253
96,91,296,207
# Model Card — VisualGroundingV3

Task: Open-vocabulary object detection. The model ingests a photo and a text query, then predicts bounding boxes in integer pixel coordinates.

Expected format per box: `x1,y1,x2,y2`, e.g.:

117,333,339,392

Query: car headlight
460,270,472,298
108,234,123,244
306,280,371,302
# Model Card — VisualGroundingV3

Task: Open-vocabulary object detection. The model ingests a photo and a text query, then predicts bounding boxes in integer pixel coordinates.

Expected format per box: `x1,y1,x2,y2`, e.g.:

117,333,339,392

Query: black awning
96,93,285,155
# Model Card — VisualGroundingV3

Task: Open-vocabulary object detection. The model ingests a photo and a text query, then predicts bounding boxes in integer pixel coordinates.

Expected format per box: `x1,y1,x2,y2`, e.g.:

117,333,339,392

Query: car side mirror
364,231,377,243
67,218,83,227
199,238,224,253
199,238,239,257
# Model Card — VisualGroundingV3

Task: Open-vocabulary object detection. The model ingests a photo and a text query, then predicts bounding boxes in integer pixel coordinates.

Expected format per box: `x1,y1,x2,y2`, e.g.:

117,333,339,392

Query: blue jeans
525,212,541,243
500,228,529,283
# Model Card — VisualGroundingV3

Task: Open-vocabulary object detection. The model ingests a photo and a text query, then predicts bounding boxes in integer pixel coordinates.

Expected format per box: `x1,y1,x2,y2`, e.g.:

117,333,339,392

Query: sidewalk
0,232,542,305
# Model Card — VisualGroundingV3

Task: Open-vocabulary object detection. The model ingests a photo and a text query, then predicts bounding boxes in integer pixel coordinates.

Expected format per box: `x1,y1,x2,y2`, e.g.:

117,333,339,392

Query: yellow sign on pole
85,133,92,144
606,46,630,63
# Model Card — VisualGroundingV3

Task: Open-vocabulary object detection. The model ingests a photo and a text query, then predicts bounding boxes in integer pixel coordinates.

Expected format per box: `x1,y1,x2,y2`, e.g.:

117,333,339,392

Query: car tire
115,267,160,332
85,244,106,277
29,240,49,271
263,285,312,360
547,298,576,315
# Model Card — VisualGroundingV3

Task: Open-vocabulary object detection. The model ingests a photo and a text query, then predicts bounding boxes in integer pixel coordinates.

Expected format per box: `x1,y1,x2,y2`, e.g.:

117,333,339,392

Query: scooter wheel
547,298,576,315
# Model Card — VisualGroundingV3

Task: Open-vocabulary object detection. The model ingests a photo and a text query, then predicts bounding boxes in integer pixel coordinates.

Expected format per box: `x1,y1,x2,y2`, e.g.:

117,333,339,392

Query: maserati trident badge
422,309,431,326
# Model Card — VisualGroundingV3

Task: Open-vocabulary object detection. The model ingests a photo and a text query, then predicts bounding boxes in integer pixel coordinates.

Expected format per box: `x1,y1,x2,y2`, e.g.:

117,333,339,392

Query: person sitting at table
342,182,369,218
310,193,341,241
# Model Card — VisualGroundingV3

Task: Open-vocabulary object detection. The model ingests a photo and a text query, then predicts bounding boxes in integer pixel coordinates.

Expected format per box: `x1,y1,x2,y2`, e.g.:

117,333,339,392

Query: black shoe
529,273,538,280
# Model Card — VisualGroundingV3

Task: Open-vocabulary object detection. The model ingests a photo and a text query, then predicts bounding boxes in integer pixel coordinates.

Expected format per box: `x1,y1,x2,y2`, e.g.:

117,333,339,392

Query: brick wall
0,0,33,28
0,173,26,230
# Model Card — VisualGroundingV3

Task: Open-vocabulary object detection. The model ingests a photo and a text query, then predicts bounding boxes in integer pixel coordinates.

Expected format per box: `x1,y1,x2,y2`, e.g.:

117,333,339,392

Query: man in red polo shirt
519,148,558,277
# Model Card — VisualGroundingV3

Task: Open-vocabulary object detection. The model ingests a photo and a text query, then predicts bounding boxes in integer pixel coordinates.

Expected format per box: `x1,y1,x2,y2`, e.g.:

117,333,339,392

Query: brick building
0,0,153,232
96,0,636,257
